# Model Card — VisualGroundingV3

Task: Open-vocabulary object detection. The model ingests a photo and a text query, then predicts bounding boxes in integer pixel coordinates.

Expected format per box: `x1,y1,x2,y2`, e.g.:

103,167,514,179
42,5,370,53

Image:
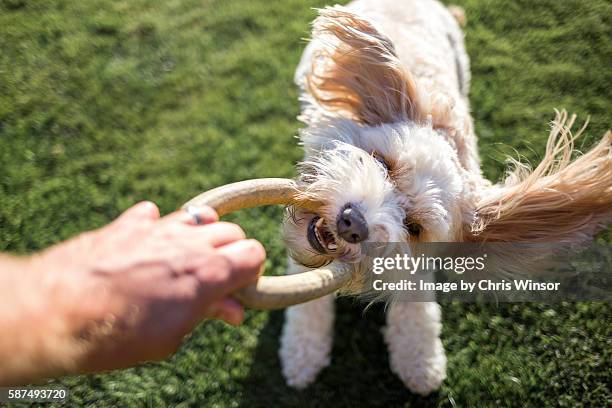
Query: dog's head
283,7,476,270
283,119,475,269
283,7,612,284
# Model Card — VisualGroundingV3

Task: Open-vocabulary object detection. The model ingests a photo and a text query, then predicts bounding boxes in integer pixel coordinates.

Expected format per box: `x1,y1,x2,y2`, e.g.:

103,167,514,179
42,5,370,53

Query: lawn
1,0,610,406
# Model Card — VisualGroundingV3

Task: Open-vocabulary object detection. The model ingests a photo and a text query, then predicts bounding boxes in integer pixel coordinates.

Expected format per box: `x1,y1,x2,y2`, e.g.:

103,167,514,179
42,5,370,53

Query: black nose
336,204,369,243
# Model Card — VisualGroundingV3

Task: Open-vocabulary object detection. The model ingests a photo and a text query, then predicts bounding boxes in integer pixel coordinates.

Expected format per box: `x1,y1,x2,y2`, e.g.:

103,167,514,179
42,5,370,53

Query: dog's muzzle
183,178,352,310
337,204,369,243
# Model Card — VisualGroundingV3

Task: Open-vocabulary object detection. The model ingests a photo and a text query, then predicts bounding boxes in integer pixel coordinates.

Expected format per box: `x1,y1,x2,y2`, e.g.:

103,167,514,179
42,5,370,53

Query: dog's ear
469,111,612,243
306,6,430,126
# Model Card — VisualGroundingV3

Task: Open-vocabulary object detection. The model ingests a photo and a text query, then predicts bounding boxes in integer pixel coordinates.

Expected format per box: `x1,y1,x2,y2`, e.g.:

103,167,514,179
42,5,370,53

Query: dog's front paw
384,301,447,396
279,296,335,389
279,339,330,389
387,335,446,395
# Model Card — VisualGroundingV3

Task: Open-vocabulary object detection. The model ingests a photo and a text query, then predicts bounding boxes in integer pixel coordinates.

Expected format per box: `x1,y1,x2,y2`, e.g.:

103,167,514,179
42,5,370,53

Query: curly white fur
279,0,611,396
384,301,446,395
281,0,468,395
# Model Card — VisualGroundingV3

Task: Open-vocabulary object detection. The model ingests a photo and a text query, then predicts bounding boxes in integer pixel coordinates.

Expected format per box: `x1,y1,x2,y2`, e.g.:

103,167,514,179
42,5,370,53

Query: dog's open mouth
307,216,338,254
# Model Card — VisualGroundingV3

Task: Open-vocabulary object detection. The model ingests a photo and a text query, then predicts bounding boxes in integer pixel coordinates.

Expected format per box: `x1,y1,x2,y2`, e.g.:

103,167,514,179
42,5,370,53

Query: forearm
0,253,86,385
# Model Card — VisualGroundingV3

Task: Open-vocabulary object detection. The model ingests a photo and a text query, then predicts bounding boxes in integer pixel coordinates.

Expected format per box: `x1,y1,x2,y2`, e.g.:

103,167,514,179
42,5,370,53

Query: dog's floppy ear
469,111,612,243
306,6,430,126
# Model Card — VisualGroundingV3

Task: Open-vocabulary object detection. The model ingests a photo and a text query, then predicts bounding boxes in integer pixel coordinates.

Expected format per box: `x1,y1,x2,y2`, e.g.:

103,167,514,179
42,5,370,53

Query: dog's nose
336,204,369,243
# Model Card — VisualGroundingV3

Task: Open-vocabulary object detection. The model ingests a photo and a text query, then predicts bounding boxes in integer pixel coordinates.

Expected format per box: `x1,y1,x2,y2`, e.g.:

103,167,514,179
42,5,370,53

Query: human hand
3,201,265,383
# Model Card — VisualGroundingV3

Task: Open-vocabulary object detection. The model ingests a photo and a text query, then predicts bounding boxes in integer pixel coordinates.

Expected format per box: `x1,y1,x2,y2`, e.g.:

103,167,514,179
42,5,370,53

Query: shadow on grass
236,298,443,407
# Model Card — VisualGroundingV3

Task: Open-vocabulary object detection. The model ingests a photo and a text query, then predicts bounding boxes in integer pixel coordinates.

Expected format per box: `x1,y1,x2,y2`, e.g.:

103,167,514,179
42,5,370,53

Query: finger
213,239,266,290
162,206,218,226
196,222,247,247
209,297,245,326
117,201,160,223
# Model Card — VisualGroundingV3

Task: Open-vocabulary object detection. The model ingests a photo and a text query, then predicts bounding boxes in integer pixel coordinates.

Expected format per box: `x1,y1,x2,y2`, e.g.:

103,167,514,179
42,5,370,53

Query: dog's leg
383,301,446,395
279,278,335,389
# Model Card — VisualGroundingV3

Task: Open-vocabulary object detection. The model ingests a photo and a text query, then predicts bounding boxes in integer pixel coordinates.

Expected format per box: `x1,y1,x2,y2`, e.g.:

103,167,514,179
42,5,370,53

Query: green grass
1,0,610,406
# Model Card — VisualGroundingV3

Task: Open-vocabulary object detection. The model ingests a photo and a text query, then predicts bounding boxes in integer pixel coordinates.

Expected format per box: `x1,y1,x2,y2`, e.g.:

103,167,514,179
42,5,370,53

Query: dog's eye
372,152,389,171
405,220,422,237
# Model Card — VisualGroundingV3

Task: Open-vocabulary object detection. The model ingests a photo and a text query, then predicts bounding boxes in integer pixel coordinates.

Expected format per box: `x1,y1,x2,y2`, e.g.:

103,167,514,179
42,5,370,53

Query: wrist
0,243,96,384
30,235,135,377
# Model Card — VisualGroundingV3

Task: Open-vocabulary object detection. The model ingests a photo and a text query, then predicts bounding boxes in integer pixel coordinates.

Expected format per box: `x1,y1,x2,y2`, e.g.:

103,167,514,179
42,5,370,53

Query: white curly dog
278,0,611,396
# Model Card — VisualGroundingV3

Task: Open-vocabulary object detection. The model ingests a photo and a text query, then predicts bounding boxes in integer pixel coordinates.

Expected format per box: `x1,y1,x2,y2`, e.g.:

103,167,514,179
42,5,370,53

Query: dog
278,0,611,395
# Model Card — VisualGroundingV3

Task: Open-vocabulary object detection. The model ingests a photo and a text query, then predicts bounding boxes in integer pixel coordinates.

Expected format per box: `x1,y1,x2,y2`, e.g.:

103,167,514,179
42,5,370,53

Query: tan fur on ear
447,5,466,27
307,7,430,126
472,110,612,243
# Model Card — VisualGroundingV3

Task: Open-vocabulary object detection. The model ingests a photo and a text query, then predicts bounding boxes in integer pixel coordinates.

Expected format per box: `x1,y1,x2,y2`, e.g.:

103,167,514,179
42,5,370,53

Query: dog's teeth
315,217,325,228
327,243,338,250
